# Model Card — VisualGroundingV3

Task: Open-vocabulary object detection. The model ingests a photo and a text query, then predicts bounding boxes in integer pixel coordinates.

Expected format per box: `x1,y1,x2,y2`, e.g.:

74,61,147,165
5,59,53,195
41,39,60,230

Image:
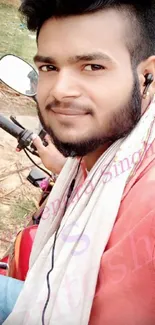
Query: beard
37,72,142,158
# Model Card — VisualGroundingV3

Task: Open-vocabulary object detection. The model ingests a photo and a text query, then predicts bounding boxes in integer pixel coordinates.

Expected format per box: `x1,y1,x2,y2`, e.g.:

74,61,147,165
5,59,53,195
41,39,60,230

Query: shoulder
108,139,155,244
122,139,155,200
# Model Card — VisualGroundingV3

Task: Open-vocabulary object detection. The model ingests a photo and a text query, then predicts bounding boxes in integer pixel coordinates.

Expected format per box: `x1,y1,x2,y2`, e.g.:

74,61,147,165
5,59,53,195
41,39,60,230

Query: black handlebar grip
0,114,23,139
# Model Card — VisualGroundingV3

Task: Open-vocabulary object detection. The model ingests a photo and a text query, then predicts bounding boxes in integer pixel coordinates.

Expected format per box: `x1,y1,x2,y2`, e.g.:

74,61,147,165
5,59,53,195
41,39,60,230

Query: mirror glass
0,55,38,96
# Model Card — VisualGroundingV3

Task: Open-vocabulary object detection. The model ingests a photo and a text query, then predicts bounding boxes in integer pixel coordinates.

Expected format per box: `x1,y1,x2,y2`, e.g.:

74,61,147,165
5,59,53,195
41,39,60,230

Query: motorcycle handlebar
0,113,23,139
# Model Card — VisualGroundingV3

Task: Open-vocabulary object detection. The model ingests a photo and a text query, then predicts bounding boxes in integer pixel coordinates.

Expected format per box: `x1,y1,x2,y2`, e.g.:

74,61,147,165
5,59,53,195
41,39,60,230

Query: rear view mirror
0,54,38,97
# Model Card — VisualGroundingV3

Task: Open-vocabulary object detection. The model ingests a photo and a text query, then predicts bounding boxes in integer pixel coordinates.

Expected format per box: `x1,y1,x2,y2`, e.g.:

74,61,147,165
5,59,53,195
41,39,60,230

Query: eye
38,65,57,72
84,64,105,71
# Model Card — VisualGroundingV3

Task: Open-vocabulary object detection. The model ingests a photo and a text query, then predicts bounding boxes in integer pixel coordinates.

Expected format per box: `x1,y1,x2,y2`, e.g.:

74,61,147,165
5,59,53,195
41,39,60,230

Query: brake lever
10,115,25,130
16,129,34,151
16,131,44,157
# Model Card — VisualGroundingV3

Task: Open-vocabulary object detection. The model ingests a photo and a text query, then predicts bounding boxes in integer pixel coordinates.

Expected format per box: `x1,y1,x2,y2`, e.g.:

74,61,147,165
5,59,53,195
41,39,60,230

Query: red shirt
89,141,155,325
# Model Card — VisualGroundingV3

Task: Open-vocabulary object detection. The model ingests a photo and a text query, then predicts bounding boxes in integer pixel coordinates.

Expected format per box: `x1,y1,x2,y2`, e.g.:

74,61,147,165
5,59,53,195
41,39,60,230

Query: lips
51,108,86,116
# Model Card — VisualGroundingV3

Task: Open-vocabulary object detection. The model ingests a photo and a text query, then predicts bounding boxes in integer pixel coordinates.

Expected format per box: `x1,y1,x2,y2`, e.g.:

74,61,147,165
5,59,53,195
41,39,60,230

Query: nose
50,70,81,101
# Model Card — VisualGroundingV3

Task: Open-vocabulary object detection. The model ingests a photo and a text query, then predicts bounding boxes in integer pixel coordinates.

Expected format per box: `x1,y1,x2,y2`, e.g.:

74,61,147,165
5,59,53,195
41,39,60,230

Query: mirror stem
32,95,37,103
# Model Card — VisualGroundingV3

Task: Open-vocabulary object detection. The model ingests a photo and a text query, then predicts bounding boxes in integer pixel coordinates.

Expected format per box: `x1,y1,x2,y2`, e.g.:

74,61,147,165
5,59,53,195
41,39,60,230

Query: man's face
35,9,141,157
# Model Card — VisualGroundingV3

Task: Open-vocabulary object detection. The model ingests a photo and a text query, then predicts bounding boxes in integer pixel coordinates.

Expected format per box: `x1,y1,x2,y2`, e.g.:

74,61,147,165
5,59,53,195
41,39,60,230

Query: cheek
89,73,133,119
85,79,133,132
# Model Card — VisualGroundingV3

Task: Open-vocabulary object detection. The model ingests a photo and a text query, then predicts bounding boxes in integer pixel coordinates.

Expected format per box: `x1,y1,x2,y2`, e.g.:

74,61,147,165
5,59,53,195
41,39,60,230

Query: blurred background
0,0,41,257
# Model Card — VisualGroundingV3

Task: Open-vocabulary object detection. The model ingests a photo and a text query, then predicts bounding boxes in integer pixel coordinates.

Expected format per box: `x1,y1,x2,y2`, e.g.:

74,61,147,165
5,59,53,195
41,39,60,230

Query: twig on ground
0,177,7,182
0,237,13,244
17,204,33,212
16,162,25,184
32,197,39,209
0,163,41,179
0,184,23,199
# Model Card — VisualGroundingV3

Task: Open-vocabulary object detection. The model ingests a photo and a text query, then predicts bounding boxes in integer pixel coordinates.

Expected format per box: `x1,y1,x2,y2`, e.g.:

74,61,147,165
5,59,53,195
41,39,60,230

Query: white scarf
4,98,155,325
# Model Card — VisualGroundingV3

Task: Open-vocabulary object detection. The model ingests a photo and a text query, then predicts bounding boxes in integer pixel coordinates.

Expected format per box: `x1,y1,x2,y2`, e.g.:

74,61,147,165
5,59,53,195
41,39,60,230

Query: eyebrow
33,51,115,65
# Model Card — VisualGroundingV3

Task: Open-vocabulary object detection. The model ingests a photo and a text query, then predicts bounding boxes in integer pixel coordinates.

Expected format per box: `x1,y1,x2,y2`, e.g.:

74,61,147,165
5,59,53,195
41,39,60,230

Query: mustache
45,99,93,114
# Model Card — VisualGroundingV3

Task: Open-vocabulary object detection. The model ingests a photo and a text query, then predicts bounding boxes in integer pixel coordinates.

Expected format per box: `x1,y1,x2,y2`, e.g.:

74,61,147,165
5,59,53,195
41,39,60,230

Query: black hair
19,0,155,65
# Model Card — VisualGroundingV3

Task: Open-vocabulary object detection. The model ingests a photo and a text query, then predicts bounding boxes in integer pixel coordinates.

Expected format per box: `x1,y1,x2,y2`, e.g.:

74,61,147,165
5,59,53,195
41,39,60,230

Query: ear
137,55,155,96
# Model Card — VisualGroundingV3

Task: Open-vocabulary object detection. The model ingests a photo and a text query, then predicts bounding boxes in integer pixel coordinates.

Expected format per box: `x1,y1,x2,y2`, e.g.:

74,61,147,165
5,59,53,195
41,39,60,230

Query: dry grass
1,0,20,8
0,82,37,115
0,2,37,64
0,145,42,258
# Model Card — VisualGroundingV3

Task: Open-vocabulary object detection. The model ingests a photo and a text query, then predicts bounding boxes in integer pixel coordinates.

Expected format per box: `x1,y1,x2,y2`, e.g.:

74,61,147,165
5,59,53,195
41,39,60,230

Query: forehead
37,9,130,62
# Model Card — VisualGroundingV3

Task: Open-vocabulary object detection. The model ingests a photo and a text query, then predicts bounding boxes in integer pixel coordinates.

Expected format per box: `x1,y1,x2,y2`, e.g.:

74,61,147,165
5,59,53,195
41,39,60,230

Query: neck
83,142,111,171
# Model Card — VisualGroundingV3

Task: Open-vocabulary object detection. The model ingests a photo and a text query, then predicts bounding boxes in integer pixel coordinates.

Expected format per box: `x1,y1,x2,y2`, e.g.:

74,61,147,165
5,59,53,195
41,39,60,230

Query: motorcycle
0,54,55,280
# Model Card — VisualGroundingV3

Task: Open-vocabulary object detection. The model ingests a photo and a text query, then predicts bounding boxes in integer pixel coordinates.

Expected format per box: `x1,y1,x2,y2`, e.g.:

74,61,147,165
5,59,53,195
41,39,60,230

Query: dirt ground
0,83,42,258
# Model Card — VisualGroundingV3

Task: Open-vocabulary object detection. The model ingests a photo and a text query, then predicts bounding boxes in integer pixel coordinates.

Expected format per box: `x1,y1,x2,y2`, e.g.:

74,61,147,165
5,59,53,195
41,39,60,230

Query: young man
2,1,155,324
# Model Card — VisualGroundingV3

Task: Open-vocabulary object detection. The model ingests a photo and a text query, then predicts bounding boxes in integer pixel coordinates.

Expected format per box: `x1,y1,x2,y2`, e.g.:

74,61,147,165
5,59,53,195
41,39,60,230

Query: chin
53,132,88,144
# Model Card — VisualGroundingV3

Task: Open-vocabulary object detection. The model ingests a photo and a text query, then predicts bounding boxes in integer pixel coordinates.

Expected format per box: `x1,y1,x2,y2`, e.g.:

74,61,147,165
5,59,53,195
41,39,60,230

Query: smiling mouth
51,108,88,116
